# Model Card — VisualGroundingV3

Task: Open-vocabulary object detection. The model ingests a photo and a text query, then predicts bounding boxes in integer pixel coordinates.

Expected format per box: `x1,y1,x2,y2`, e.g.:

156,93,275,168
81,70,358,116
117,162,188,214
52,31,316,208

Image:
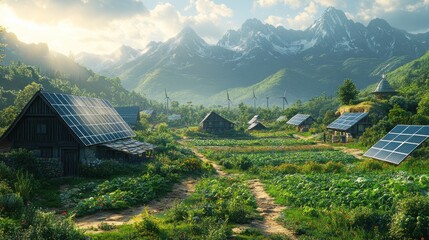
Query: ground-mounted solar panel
41,92,135,146
286,114,311,126
363,125,429,164
327,112,368,131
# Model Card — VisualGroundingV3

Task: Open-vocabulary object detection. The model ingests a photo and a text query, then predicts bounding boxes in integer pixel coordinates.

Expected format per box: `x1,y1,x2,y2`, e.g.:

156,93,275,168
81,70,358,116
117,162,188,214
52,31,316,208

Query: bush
235,156,253,171
324,161,344,173
349,207,389,232
274,163,299,174
301,162,324,173
0,193,24,218
390,196,429,240
134,211,162,238
79,160,141,178
355,159,385,172
14,170,35,203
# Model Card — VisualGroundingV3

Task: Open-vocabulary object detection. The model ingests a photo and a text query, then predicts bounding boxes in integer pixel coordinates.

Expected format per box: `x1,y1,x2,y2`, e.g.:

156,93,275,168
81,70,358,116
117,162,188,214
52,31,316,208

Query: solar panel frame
326,112,369,131
286,114,311,126
363,125,429,164
41,92,135,146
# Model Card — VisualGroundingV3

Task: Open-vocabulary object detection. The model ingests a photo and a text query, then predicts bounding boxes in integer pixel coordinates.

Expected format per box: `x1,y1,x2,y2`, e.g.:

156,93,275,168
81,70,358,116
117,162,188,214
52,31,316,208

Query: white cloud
285,1,318,30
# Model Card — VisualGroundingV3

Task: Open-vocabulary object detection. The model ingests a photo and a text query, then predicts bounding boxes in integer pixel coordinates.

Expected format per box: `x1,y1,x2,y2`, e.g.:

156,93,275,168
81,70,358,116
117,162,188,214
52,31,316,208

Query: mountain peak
319,7,348,26
367,18,392,29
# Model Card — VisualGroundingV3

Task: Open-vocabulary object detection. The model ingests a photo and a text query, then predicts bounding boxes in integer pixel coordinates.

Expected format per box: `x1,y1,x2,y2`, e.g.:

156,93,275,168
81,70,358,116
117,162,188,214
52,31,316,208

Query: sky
1,0,429,56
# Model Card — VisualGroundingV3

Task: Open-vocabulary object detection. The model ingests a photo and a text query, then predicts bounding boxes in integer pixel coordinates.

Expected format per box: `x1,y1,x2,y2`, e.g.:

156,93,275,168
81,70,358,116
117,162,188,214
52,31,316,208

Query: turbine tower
252,89,257,109
279,89,288,110
164,88,171,115
266,96,270,109
227,90,232,110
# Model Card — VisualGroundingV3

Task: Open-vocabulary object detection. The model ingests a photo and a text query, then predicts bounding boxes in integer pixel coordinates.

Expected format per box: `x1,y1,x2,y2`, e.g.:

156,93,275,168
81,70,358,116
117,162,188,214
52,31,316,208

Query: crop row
188,138,314,147
265,172,429,211
203,149,357,167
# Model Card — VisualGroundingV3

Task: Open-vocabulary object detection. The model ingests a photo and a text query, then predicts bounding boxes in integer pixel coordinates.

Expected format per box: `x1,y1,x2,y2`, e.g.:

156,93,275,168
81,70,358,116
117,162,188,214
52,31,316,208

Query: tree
417,94,429,116
0,26,5,62
338,79,359,105
14,82,42,111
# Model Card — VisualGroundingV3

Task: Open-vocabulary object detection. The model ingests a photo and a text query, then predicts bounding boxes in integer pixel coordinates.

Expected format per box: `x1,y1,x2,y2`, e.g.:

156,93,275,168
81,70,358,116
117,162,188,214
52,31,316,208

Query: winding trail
75,178,196,231
191,148,296,239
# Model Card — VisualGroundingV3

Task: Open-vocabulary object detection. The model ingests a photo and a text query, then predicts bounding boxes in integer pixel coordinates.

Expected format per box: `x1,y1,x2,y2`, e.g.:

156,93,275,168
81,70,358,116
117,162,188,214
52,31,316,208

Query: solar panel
327,112,368,131
42,92,135,146
363,125,429,164
248,115,259,125
286,114,311,126
115,106,140,125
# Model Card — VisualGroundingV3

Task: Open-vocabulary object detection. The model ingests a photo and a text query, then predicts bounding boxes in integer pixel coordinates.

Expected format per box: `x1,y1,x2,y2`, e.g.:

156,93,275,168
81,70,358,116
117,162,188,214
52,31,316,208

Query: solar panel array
286,114,311,126
327,112,368,131
42,92,135,146
363,125,429,164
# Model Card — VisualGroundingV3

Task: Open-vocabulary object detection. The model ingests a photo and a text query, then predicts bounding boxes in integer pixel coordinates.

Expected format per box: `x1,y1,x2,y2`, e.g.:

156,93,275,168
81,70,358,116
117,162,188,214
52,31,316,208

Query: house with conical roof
372,75,397,99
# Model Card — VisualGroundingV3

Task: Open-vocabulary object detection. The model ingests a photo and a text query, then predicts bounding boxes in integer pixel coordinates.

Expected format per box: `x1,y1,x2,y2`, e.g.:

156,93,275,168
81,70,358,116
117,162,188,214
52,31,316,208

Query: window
36,124,47,134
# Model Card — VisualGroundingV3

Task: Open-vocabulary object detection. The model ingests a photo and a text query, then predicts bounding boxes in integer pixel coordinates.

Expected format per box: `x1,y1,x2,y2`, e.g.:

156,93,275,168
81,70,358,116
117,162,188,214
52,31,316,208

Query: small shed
0,91,155,176
372,75,397,99
327,112,371,141
200,111,234,133
248,122,267,131
115,106,140,127
286,114,314,132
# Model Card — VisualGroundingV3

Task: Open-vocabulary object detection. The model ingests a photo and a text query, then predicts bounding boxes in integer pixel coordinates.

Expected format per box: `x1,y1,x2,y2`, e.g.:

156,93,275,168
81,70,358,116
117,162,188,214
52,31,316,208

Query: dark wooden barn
115,106,140,127
200,111,234,133
0,91,154,176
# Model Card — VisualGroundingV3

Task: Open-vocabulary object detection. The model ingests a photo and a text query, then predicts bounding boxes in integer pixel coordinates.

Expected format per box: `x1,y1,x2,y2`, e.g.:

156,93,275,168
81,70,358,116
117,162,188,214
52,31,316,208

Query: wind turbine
164,88,171,114
227,90,232,110
279,89,288,110
252,89,257,109
266,96,270,109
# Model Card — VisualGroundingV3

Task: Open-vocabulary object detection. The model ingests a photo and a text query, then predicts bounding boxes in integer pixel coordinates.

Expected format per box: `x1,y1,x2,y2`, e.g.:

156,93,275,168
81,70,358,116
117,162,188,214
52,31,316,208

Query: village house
0,91,154,176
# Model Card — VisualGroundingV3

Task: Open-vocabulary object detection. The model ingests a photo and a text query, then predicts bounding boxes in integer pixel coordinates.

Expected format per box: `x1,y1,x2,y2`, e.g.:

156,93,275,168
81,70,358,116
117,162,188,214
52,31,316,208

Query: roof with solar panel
115,106,140,126
327,112,369,131
363,125,429,164
286,114,312,126
40,91,135,146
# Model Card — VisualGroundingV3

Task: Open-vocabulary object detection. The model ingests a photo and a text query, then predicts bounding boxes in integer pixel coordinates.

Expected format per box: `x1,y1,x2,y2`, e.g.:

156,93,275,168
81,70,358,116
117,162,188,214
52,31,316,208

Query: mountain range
6,7,429,107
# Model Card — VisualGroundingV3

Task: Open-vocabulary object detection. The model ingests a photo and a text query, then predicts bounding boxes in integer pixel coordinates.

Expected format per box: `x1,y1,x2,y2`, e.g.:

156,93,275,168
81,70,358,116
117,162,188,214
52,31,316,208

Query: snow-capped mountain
78,7,429,105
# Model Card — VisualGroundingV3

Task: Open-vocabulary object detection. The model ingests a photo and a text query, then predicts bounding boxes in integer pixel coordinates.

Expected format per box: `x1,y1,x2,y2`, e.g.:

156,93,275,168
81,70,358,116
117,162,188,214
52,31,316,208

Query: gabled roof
248,115,259,125
1,91,135,147
200,111,233,125
115,106,140,126
286,114,313,126
373,76,396,94
248,122,267,130
327,112,368,131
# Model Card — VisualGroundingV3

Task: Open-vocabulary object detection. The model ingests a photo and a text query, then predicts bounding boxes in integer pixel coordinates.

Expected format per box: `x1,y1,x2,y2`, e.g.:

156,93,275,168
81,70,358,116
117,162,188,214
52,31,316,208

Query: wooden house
286,114,314,132
115,106,140,127
327,112,371,142
0,91,154,176
200,111,234,133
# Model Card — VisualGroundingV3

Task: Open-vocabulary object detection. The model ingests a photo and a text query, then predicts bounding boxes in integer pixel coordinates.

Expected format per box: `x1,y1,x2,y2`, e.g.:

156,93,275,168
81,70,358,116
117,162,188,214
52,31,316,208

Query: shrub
349,207,388,232
324,161,344,173
235,156,253,171
134,211,162,238
355,159,384,172
0,217,20,238
301,162,324,173
0,193,24,218
14,170,35,203
390,196,429,240
274,163,299,174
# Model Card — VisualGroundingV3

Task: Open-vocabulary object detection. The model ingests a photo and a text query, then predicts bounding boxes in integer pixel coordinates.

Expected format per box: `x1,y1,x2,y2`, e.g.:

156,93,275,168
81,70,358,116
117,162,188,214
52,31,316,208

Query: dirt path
247,179,297,239
75,178,196,231
191,148,296,239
